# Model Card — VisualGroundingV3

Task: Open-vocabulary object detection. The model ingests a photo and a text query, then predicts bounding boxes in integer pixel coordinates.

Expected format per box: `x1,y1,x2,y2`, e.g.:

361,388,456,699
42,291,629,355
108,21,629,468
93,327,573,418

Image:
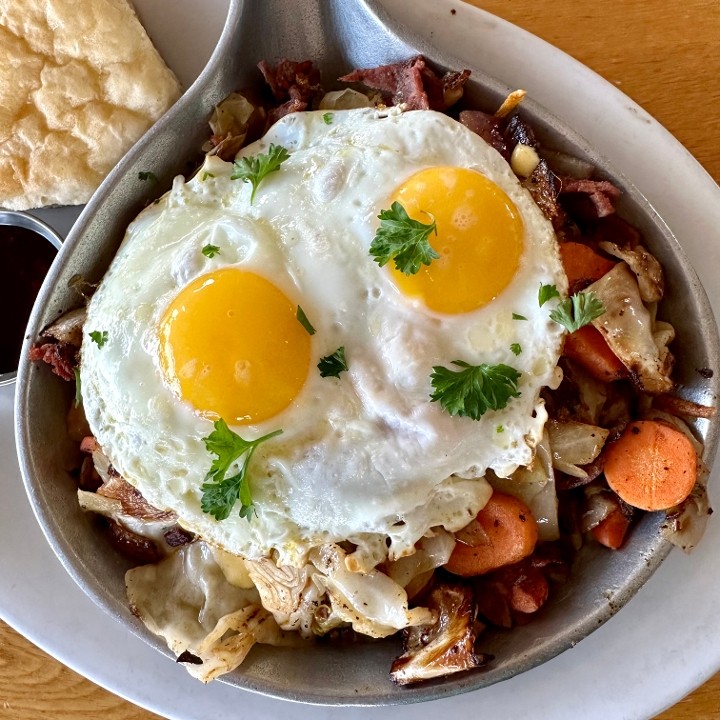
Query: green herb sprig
550,291,605,332
369,201,439,275
538,283,560,306
200,419,282,521
73,367,82,408
231,144,290,204
430,361,522,420
89,330,108,348
318,346,347,378
296,305,316,335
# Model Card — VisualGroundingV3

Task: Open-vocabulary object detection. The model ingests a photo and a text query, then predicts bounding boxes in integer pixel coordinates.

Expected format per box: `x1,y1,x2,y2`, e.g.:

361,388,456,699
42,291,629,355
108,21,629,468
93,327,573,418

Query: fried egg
81,108,567,567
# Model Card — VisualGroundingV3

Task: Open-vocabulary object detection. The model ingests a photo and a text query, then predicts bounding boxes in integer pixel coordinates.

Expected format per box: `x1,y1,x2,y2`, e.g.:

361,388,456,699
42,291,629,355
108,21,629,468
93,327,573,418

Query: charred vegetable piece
390,584,489,684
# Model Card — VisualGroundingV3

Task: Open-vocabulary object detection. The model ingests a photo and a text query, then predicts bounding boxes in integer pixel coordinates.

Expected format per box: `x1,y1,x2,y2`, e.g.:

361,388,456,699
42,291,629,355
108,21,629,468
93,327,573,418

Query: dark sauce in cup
1,223,59,375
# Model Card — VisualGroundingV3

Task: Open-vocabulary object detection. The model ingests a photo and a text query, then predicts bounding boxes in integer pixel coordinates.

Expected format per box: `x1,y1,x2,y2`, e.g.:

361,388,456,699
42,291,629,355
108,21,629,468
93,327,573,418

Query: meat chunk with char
339,55,470,111
258,59,323,125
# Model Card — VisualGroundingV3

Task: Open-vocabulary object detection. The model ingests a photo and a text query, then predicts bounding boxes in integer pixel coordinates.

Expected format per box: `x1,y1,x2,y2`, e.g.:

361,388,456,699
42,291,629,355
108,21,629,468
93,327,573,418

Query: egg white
81,108,567,567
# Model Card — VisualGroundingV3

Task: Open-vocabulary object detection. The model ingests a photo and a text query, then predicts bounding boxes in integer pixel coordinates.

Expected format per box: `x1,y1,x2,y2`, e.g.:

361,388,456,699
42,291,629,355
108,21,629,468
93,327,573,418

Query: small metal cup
0,210,63,386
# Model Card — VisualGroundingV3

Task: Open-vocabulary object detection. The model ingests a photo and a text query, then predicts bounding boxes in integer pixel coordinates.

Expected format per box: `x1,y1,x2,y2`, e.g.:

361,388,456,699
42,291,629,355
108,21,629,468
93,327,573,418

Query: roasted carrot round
591,507,631,550
563,324,628,383
603,420,698,511
445,492,538,577
559,241,616,292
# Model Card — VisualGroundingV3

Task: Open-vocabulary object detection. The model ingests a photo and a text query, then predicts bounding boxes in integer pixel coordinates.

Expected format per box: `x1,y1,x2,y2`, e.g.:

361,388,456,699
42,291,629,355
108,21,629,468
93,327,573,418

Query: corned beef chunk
339,55,469,111
426,67,471,110
560,178,621,221
267,97,307,126
28,341,76,381
503,112,537,153
257,59,322,104
591,213,642,249
459,110,507,156
459,105,622,230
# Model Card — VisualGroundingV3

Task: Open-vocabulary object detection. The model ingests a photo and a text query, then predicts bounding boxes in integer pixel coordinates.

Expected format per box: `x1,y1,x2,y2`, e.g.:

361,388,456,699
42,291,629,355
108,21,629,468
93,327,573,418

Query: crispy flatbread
0,0,181,210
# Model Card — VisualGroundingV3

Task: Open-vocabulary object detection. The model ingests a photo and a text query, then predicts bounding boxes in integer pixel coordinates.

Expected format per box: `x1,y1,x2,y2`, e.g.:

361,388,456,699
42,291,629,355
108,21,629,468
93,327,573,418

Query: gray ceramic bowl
14,0,720,706
0,211,62,387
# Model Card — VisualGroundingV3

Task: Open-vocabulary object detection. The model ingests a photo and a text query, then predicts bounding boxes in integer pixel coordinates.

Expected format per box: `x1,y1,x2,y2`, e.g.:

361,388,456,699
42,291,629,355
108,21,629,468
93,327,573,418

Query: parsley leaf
538,283,560,306
318,346,347,378
512,313,527,321
550,291,606,332
369,201,439,275
201,171,215,181
89,330,108,348
138,171,157,183
323,112,334,125
73,367,82,408
296,305,316,335
231,143,290,203
510,343,522,356
200,419,282,521
430,361,522,420
202,244,220,258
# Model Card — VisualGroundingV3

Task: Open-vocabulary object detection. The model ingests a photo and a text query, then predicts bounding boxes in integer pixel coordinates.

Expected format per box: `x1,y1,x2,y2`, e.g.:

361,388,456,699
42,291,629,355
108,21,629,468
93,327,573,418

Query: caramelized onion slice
588,263,675,394
547,419,609,479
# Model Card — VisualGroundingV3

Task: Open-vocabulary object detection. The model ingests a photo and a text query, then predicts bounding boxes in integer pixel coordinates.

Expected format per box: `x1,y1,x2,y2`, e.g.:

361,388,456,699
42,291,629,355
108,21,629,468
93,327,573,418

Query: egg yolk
388,167,524,314
158,268,310,424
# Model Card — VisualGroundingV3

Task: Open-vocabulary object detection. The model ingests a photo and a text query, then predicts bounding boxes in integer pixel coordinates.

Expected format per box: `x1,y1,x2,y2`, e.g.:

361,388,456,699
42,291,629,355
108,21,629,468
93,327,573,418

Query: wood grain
2,1,718,719
0,619,161,720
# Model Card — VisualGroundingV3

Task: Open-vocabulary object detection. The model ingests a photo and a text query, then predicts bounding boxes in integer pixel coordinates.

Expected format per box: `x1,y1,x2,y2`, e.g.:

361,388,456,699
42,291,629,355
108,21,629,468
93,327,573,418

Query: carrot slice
591,507,631,550
445,492,538,577
563,324,628,383
603,420,698,511
560,241,616,287
559,241,616,292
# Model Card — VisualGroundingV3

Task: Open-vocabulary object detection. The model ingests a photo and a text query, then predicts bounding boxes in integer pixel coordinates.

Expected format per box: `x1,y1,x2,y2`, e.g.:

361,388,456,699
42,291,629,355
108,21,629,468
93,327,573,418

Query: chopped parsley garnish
231,143,290,204
496,425,504,433
138,171,157,183
318,346,347,378
323,112,334,125
202,244,220,258
73,367,82,408
512,313,527,321
201,171,215,181
538,283,561,307
200,419,282,521
296,305,316,335
369,201,439,275
550,291,606,332
89,330,108,348
430,361,522,420
510,343,522,356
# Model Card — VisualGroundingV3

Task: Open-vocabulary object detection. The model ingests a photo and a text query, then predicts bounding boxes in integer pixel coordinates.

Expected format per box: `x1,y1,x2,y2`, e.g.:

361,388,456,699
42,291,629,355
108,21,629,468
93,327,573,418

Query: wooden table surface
2,1,719,718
